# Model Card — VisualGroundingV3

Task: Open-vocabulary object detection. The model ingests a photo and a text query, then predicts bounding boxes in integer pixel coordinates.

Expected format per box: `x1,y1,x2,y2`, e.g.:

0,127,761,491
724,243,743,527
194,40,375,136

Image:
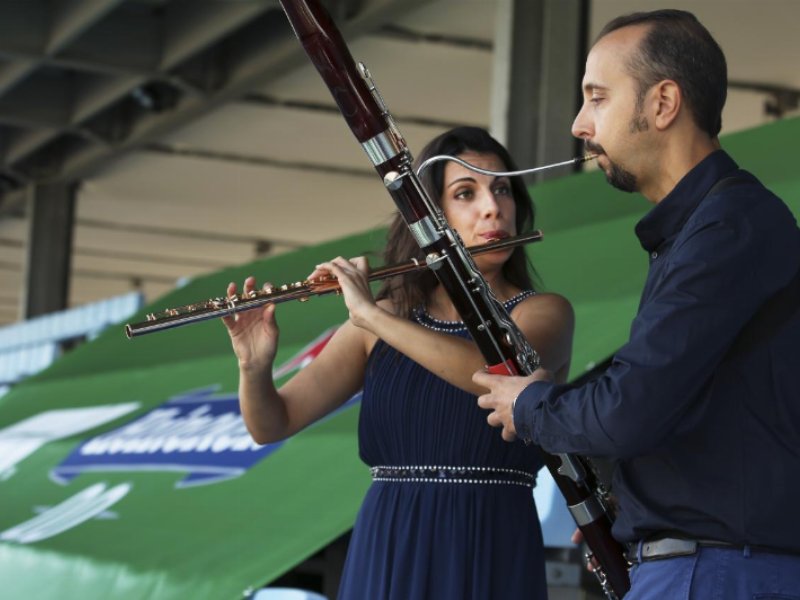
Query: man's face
572,25,652,193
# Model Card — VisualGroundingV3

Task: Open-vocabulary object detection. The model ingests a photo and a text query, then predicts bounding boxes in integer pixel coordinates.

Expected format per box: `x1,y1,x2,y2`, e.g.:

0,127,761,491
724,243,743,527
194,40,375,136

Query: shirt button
651,251,658,259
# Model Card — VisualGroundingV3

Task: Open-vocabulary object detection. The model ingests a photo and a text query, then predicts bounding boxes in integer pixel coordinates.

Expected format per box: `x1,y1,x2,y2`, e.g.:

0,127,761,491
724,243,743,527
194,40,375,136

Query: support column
22,181,77,318
490,0,589,183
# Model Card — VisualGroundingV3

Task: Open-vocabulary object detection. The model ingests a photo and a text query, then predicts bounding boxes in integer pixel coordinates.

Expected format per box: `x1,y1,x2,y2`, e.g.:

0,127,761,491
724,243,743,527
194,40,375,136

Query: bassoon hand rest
278,1,630,597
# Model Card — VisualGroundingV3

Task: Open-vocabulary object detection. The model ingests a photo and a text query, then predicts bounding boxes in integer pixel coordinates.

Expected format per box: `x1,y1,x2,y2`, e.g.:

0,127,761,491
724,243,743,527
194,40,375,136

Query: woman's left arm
510,293,575,384
314,256,575,392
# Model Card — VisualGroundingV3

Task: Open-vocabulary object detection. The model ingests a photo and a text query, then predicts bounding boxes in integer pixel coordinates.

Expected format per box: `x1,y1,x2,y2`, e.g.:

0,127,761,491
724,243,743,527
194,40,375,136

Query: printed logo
0,326,357,544
1,482,132,544
50,326,358,488
0,404,140,479
52,388,285,488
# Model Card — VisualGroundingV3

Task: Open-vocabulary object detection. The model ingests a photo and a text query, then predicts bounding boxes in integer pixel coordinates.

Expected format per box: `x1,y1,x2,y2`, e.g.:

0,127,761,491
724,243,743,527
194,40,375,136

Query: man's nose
571,102,594,139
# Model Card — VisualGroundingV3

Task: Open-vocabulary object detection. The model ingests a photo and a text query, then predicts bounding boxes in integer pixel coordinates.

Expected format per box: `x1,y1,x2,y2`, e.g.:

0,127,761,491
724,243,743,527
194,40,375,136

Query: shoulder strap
709,169,799,356
705,169,756,197
727,266,800,359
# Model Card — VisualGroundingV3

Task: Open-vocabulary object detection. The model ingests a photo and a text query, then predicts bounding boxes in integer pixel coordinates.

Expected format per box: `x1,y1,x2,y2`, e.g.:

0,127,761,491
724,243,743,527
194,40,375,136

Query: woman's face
440,151,517,268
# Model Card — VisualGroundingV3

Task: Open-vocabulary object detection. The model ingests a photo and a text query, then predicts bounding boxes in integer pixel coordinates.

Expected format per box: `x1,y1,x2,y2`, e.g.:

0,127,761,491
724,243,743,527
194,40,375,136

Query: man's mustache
585,141,605,155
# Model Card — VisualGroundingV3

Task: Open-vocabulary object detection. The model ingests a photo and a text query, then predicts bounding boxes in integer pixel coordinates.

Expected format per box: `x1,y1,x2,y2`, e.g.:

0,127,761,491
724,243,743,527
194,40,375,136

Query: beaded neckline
413,290,536,333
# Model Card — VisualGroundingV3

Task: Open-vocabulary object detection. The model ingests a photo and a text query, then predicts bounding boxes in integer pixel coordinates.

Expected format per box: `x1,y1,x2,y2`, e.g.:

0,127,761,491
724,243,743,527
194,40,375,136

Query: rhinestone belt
370,465,535,487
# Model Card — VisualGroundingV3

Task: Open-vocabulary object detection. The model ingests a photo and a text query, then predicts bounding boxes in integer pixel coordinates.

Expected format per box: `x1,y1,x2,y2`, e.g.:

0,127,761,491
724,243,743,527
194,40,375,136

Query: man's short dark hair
598,9,727,137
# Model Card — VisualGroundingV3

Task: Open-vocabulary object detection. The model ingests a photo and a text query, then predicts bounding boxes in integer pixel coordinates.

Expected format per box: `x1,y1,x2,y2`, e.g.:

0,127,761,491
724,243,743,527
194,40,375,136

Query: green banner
1,117,798,599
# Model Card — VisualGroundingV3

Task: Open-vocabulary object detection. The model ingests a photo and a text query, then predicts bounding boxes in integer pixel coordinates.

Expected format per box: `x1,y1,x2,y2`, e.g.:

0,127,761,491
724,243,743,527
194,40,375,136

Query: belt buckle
629,538,700,563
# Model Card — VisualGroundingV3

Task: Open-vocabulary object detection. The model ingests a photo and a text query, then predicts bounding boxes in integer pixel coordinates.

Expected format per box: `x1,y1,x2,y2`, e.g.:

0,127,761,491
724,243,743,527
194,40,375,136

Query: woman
224,127,574,599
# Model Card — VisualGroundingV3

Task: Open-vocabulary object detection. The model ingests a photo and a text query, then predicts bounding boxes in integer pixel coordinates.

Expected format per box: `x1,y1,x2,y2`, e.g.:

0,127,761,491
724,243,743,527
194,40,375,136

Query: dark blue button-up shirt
515,150,800,550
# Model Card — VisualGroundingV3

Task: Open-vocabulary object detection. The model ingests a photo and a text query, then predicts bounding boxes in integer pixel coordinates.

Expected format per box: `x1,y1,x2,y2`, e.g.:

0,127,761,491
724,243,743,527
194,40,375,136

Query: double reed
125,230,543,339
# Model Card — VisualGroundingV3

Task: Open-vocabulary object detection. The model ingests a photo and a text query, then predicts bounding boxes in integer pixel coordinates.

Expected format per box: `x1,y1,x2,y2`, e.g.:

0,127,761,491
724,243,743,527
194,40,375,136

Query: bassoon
277,1,630,597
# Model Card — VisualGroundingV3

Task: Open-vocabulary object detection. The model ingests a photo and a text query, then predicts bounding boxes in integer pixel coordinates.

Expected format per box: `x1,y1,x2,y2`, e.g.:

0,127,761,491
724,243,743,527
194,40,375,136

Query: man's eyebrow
583,82,608,93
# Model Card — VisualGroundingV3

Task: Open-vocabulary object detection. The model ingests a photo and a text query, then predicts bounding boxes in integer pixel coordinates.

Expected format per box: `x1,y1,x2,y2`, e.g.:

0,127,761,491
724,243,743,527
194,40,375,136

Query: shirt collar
635,149,740,252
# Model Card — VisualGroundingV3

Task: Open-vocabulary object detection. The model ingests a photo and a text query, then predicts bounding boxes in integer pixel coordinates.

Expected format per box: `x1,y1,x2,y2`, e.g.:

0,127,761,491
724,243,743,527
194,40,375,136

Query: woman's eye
454,188,474,200
590,96,603,105
493,183,512,196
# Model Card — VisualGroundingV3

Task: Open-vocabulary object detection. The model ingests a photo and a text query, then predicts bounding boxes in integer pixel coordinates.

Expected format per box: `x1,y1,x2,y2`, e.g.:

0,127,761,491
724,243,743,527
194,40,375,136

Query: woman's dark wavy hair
598,9,727,137
375,126,537,317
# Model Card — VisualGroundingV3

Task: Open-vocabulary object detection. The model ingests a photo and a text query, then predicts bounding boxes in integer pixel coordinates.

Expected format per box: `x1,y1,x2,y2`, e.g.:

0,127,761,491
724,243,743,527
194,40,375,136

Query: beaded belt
370,465,535,487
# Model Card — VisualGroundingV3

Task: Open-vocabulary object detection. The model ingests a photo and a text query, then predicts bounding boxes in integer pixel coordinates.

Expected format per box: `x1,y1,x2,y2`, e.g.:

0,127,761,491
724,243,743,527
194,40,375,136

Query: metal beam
0,1,275,179
47,0,125,54
490,0,587,182
0,1,47,56
0,188,27,217
56,0,433,182
0,0,433,200
22,182,77,318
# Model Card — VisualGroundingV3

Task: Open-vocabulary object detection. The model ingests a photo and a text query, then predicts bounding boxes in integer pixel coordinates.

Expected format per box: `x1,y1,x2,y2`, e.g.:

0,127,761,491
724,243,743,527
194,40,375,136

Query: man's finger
471,369,495,387
571,528,583,545
476,394,494,410
501,428,517,443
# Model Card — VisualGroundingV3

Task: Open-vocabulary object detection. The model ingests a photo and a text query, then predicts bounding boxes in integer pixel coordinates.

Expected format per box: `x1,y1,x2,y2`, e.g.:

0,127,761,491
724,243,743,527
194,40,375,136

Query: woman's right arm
223,276,371,444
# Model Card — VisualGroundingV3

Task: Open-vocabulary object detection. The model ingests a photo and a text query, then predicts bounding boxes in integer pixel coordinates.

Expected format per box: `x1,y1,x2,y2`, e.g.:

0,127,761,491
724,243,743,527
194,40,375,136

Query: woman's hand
308,257,383,331
221,276,280,372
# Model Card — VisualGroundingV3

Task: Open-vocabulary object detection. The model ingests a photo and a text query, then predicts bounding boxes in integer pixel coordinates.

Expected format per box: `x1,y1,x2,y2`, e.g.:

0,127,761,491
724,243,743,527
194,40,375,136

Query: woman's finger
349,256,369,272
243,275,257,296
221,281,237,328
221,281,239,328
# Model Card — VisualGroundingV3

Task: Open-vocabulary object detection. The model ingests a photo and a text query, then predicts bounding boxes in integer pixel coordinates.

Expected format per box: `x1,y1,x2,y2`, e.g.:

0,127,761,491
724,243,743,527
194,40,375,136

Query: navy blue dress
337,292,547,600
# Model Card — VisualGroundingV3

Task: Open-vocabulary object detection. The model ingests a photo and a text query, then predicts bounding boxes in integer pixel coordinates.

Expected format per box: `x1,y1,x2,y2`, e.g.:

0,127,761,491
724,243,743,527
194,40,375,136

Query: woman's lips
480,230,510,242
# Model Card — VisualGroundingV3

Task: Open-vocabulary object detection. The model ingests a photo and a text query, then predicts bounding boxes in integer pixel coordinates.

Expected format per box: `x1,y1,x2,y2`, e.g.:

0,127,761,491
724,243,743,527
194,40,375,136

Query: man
474,9,800,599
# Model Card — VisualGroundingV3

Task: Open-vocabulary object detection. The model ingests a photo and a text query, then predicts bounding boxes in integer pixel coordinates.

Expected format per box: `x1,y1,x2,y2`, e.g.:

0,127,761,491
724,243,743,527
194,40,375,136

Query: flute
125,230,543,339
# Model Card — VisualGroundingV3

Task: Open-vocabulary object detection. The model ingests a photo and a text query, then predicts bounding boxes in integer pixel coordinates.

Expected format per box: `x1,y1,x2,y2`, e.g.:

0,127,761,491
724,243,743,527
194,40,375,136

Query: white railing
0,292,143,389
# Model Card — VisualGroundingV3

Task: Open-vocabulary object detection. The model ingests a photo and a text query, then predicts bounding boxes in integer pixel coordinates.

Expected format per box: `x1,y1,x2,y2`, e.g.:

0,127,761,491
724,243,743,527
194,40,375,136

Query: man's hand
571,527,602,573
473,368,553,442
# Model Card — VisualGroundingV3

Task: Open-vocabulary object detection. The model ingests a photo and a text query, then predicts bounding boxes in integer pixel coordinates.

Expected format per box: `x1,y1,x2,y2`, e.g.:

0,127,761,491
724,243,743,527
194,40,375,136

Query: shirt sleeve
514,204,794,459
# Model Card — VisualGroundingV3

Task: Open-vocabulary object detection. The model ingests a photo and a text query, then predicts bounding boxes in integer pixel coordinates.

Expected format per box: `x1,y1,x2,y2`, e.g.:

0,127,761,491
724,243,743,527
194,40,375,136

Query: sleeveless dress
337,291,547,600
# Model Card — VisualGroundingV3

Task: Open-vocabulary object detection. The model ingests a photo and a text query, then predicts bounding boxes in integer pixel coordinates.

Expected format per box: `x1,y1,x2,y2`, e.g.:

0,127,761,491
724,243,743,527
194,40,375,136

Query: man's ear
652,80,681,130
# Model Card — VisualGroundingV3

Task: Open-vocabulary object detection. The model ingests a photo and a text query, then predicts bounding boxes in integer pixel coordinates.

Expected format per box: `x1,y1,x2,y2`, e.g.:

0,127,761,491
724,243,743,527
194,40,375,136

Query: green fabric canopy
0,116,798,599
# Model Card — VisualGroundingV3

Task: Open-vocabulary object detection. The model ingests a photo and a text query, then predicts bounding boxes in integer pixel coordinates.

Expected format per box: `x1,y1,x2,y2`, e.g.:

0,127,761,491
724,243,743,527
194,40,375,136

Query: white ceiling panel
257,36,493,126
2,0,798,328
591,1,800,88
396,0,496,41
158,103,449,170
79,153,398,242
